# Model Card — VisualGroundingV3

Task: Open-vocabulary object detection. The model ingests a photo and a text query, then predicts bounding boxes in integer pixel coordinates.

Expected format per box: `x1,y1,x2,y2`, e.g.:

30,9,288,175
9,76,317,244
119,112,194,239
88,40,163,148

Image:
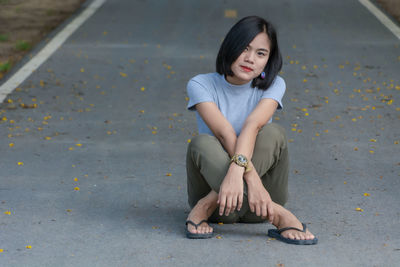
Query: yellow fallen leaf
26,245,32,249
17,162,23,166
224,9,237,18
364,193,370,196
0,249,3,253
216,236,222,239
369,150,375,154
9,143,14,148
187,139,191,143
80,68,85,73
74,177,78,182
75,144,82,147
4,211,11,215
140,87,145,91
355,207,364,212
74,187,80,191
369,139,377,142
45,136,51,140
66,209,72,212
166,173,172,176
218,222,224,225
119,72,127,77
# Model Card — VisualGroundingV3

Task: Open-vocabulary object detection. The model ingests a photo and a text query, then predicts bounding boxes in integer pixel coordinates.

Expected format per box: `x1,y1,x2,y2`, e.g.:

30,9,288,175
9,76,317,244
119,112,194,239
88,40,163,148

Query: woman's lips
240,65,253,72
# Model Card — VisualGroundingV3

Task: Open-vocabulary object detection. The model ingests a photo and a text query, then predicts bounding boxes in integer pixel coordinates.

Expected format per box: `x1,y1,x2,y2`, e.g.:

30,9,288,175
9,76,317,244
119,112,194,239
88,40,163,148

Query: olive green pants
186,123,289,223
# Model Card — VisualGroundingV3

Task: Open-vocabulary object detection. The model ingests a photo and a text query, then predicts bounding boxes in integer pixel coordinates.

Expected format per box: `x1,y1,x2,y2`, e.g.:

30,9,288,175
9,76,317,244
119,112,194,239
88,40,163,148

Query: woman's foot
186,191,218,235
271,202,316,241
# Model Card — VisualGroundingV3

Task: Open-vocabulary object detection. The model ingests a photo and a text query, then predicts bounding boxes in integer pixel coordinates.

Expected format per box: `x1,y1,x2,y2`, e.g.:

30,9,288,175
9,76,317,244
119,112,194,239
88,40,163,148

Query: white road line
359,0,400,41
0,0,107,103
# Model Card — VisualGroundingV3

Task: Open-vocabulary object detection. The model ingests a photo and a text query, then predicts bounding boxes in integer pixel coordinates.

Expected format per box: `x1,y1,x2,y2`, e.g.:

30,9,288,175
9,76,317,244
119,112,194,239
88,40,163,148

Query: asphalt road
1,0,399,266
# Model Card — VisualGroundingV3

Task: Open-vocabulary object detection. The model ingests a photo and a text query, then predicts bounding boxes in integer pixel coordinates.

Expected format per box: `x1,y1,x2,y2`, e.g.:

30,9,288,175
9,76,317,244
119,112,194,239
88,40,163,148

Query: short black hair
216,16,282,90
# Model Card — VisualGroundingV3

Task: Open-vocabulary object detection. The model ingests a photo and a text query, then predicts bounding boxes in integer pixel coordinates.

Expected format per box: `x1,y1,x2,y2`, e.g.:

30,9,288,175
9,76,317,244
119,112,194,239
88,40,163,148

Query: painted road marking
359,0,400,40
0,0,107,103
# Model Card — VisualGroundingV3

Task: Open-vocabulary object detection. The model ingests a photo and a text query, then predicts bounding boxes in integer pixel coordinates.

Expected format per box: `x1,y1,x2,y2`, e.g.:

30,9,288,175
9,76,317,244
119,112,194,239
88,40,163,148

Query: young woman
185,16,317,245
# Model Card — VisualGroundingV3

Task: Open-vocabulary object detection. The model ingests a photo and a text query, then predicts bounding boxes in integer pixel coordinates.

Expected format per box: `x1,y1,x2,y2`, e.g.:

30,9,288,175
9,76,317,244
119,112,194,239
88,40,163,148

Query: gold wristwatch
230,154,252,173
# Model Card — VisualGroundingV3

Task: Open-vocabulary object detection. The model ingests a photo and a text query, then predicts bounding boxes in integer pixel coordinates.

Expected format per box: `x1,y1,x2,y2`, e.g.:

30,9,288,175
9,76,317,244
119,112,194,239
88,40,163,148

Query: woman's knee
188,134,218,154
256,123,287,151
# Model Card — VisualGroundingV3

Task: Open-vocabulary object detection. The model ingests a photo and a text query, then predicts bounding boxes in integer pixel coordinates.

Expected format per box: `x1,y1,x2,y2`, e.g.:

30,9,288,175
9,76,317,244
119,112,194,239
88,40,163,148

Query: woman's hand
246,172,274,223
218,164,244,216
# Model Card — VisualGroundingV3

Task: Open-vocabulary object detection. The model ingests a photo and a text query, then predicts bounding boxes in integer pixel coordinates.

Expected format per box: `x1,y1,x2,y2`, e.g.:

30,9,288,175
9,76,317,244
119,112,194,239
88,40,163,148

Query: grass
0,34,8,42
0,61,11,72
15,40,31,51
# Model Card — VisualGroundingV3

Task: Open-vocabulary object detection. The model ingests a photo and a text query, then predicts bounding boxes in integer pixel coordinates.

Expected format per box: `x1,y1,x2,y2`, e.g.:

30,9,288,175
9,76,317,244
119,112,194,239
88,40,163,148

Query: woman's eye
258,52,266,56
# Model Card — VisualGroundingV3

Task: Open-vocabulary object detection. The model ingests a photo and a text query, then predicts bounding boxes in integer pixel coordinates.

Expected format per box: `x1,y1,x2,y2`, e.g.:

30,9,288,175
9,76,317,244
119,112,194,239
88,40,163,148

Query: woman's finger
255,204,261,217
225,196,233,216
267,203,274,223
261,203,268,219
237,194,243,211
230,194,238,214
218,194,226,216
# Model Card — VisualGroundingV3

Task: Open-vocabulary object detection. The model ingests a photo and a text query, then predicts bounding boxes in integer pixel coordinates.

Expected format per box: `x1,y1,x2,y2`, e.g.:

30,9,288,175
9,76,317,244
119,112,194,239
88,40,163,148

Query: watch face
237,155,247,164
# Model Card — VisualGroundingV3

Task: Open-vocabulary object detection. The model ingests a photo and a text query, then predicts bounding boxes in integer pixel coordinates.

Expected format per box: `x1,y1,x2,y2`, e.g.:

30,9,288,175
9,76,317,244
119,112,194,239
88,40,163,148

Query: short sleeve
186,76,216,111
261,76,286,109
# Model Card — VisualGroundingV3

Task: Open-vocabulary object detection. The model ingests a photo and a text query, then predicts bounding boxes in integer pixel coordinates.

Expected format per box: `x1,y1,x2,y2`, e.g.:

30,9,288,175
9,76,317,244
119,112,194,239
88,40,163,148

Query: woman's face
227,32,271,85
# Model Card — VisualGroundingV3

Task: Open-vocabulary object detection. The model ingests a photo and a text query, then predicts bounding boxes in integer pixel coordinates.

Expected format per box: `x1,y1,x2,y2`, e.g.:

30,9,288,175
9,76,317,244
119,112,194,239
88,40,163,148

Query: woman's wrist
243,164,261,186
229,162,245,175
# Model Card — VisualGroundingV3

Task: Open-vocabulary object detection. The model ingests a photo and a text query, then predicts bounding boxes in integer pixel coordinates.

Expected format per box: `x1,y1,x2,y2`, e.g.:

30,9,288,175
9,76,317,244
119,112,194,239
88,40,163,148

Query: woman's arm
235,98,278,222
195,98,279,218
234,98,278,164
195,102,237,156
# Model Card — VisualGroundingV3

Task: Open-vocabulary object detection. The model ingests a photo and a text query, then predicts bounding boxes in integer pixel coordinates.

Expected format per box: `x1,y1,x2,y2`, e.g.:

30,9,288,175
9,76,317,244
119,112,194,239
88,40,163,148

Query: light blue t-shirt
187,72,286,136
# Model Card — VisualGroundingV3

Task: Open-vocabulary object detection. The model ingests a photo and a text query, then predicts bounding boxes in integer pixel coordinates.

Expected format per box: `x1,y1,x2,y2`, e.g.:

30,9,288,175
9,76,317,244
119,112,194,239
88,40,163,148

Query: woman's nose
244,52,254,63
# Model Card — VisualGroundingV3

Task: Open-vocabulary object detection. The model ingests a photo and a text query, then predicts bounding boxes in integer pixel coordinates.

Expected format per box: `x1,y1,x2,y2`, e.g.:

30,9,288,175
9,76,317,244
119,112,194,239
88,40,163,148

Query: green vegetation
15,40,31,51
0,34,8,42
0,61,11,72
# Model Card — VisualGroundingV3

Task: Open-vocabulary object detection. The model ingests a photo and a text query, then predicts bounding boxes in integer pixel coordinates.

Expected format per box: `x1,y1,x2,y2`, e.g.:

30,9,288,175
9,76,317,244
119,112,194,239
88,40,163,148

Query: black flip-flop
268,223,318,245
185,220,214,239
